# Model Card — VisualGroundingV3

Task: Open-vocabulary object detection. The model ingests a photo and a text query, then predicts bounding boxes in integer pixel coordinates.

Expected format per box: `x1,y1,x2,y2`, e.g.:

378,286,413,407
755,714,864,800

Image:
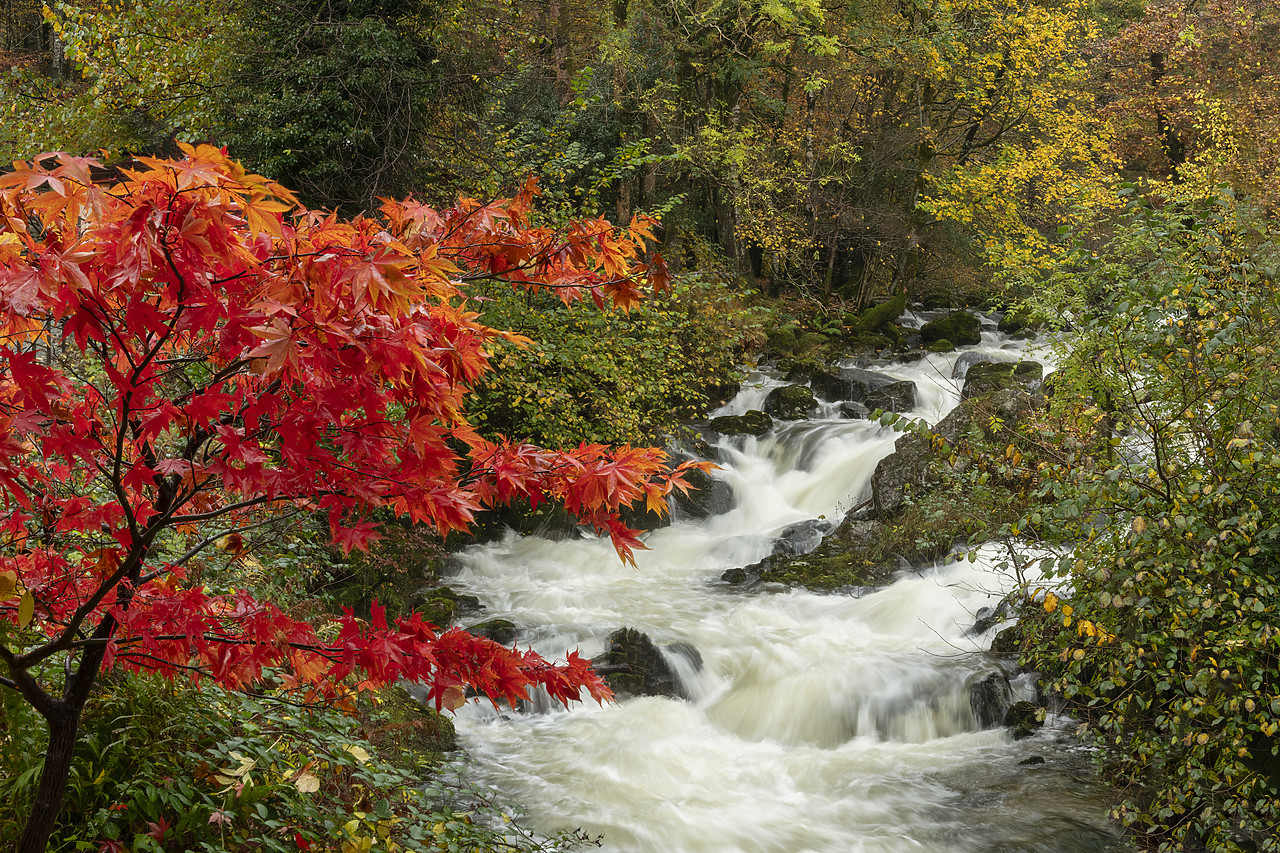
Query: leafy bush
1006,193,1280,851
0,674,586,853
468,275,757,447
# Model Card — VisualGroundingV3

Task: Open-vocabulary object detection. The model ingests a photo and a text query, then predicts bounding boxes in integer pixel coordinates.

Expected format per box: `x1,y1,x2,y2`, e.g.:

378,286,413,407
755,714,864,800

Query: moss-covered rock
775,357,827,382
468,618,519,646
871,403,972,519
920,311,981,346
990,626,1022,656
671,466,734,520
721,516,900,591
961,360,1044,399
411,585,482,628
971,674,1014,729
996,307,1046,336
796,331,830,352
1005,701,1044,740
708,409,773,436
766,325,799,352
926,338,956,353
370,684,459,764
855,293,908,333
763,384,818,420
848,332,895,353
593,628,696,699
810,367,917,412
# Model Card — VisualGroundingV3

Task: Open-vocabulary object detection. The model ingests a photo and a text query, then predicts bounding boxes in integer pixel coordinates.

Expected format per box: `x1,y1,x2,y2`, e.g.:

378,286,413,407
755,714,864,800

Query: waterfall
446,335,1127,853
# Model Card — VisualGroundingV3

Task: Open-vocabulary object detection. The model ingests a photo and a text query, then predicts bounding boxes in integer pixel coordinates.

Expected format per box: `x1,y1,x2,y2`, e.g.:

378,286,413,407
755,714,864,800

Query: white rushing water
447,334,1125,853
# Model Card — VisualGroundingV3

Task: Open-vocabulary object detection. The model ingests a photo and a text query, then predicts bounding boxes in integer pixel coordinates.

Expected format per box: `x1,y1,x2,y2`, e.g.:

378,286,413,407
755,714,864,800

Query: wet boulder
721,515,898,592
594,628,696,700
772,519,833,557
708,410,773,436
971,674,1014,729
468,618,519,646
870,402,972,520
671,467,734,521
411,585,482,628
970,601,1012,635
961,360,1044,399
1005,701,1044,740
854,293,908,334
838,401,871,420
810,368,917,413
997,308,1045,336
764,384,818,420
776,357,826,383
989,626,1021,656
864,380,917,413
920,311,981,347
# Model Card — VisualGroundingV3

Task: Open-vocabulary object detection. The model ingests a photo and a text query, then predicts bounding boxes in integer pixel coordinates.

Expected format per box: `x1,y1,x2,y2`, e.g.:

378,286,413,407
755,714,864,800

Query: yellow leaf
220,752,256,778
1043,592,1058,613
294,770,321,794
17,591,34,628
0,570,17,601
343,745,372,764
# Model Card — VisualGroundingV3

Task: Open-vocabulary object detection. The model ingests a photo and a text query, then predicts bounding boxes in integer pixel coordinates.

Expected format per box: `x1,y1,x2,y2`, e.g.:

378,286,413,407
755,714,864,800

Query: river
446,327,1129,853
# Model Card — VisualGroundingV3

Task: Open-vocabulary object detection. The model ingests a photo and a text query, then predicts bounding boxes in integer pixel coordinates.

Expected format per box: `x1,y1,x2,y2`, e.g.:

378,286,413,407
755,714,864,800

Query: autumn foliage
0,144,697,850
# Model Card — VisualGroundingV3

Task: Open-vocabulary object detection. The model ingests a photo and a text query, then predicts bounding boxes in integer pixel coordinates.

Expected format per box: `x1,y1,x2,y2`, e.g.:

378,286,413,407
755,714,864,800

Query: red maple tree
0,144,698,852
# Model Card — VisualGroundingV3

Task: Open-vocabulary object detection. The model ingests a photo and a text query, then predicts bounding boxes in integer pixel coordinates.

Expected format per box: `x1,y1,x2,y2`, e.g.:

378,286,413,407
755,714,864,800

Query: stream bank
435,308,1129,853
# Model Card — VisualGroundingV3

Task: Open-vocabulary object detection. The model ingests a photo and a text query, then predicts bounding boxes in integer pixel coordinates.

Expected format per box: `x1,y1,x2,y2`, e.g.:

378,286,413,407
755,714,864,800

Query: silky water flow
445,330,1130,853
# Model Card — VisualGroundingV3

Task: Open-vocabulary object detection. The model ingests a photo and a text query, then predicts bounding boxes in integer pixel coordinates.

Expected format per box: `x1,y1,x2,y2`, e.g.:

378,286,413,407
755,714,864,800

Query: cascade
446,330,1128,853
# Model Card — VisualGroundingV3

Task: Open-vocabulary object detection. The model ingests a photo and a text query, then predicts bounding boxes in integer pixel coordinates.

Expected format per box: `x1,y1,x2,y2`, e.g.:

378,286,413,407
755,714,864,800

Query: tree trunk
18,700,79,853
14,614,114,852
550,0,572,107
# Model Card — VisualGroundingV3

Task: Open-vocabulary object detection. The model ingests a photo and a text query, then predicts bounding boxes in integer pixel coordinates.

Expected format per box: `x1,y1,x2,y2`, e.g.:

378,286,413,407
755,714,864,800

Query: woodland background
4,0,1280,850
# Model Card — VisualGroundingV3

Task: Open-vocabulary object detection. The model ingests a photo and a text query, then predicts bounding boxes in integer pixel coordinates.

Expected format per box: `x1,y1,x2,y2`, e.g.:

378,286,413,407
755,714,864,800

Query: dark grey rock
810,367,917,413
920,311,981,346
971,674,1014,729
772,519,833,556
971,600,1011,635
764,384,818,420
671,468,734,522
961,360,1044,399
870,402,972,520
594,628,689,700
708,410,773,436
469,618,518,646
838,401,871,419
1006,701,1044,740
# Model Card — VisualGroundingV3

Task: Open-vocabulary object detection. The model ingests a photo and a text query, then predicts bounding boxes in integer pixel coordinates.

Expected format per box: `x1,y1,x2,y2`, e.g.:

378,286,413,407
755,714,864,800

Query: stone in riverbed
971,673,1014,729
961,360,1043,399
1005,701,1044,740
772,518,833,556
707,409,773,436
593,628,700,700
920,311,981,346
763,384,818,420
809,367,917,413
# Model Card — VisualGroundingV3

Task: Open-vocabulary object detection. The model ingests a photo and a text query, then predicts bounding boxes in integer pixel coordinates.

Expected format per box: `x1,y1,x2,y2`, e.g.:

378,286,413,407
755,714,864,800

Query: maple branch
15,543,149,670
0,643,56,716
159,508,306,575
164,495,277,525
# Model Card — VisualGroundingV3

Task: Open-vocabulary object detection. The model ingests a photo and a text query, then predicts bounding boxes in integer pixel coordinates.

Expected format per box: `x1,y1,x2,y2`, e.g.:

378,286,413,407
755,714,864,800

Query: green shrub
1007,194,1280,851
467,275,756,446
0,673,584,853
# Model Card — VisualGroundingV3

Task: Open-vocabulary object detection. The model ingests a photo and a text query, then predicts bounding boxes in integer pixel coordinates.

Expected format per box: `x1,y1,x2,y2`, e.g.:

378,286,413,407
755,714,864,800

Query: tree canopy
0,144,698,852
